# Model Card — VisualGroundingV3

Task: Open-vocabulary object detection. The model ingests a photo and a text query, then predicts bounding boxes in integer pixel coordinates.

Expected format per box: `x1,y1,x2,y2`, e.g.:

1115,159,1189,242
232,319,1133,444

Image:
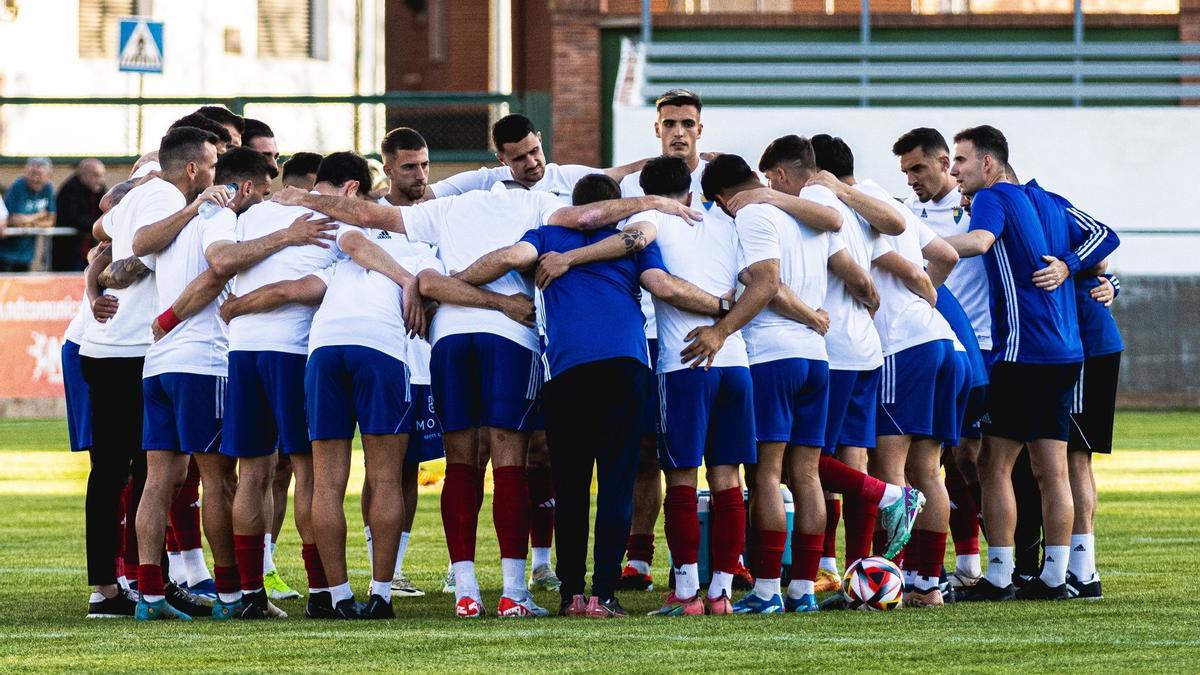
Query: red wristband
156,307,182,333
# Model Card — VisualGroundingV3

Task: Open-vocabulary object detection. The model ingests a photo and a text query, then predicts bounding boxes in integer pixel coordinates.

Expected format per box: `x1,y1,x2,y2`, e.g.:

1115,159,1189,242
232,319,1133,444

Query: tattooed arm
532,221,657,289
98,255,151,290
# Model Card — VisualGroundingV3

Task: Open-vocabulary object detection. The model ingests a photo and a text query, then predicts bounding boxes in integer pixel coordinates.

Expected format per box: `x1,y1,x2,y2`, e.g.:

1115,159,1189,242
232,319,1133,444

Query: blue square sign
118,18,164,74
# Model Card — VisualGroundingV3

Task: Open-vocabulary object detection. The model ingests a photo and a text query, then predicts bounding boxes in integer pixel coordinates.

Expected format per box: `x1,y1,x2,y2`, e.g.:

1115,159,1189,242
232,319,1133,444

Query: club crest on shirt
952,207,964,223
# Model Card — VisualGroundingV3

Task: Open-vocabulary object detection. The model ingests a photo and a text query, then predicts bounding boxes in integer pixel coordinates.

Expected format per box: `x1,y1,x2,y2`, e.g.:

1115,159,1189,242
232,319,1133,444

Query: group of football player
67,88,1122,621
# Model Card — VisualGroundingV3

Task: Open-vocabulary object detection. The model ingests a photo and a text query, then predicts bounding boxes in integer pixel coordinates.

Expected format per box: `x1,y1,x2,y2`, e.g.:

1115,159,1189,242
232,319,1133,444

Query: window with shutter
257,0,313,59
78,0,136,59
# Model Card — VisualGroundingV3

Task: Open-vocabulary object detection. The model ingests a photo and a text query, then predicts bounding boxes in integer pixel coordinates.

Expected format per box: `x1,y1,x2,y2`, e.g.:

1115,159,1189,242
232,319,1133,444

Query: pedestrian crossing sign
118,18,164,74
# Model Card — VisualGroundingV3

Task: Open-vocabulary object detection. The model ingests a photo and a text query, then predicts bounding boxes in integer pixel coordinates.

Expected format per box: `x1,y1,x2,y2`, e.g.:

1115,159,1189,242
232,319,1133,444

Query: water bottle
198,184,238,218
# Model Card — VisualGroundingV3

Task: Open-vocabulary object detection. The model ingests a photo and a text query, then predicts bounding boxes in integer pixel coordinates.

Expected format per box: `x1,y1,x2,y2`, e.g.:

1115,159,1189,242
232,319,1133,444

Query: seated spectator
54,158,107,271
0,158,56,272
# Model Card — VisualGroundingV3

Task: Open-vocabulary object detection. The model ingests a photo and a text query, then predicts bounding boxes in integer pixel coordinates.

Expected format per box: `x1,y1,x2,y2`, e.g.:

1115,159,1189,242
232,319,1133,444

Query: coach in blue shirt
1,158,56,271
944,126,1083,603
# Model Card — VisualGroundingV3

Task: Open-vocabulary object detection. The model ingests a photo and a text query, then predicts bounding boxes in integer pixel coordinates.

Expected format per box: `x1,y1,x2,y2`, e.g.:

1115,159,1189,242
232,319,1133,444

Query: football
843,556,905,611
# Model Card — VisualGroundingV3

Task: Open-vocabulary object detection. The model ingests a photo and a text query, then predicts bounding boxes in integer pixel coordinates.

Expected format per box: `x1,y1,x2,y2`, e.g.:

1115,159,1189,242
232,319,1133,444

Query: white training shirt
374,197,439,385
905,187,991,351
809,184,883,372
400,182,562,353
64,297,92,344
308,226,440,364
142,209,236,378
736,202,844,365
429,163,600,202
227,200,341,355
631,209,749,373
871,219,957,356
80,178,184,359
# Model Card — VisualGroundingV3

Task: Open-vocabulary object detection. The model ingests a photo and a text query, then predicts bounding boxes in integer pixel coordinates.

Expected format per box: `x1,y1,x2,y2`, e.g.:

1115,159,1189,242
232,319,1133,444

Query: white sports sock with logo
364,526,374,574
370,579,392,603
1040,545,1070,587
167,552,187,585
394,531,411,577
452,561,479,601
819,557,839,575
708,571,733,600
182,548,212,587
531,546,551,570
263,534,277,574
984,546,1015,588
786,579,815,599
674,563,699,599
330,581,353,604
501,558,528,599
1068,533,1097,581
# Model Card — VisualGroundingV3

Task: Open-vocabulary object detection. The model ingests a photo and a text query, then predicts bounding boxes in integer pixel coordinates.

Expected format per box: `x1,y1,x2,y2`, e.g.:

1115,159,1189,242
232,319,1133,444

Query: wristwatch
718,297,732,317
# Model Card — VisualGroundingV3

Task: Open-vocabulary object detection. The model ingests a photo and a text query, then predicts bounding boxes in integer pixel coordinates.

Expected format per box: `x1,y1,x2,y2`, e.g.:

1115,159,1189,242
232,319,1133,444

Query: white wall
613,104,1200,274
0,0,378,156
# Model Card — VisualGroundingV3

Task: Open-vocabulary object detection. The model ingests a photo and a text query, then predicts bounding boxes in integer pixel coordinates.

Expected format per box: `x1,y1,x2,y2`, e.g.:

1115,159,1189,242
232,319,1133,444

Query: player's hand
681,324,729,370
652,196,703,226
423,299,440,327
91,293,119,323
271,185,309,206
401,282,427,338
194,184,233,211
283,213,337,248
805,170,845,195
805,308,830,336
535,252,572,289
151,320,166,342
218,294,240,324
499,293,536,328
724,187,777,216
1091,275,1115,307
699,151,723,162
1032,255,1069,291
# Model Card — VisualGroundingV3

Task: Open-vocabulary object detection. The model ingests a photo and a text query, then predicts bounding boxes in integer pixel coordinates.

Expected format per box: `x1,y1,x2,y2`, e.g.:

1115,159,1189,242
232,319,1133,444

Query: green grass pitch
0,411,1198,672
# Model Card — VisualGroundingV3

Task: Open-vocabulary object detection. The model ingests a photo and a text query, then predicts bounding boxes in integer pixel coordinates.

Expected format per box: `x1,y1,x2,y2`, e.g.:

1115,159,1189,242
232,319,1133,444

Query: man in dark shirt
55,159,107,270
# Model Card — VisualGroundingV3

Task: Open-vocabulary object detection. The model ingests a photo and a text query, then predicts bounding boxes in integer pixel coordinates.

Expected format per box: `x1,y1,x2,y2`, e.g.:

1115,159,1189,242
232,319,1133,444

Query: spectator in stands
54,158,107,271
0,158,56,272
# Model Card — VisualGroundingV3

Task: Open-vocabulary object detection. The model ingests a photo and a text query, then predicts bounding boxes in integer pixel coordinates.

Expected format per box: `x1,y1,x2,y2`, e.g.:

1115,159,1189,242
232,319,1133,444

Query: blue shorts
959,385,988,441
306,345,414,440
639,338,660,436
61,340,92,452
823,367,881,455
657,366,757,470
878,340,957,441
750,358,830,447
406,384,445,464
430,333,540,433
223,350,311,458
142,373,224,454
938,349,970,447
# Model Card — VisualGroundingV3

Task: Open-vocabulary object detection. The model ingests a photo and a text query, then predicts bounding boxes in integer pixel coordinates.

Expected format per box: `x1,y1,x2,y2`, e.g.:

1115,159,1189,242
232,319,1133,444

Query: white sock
674,563,700,599
531,546,551,570
452,561,478,600
501,557,528,598
956,553,982,578
370,579,392,602
117,576,130,591
263,534,277,574
819,557,839,575
628,559,651,575
182,548,212,587
167,552,186,584
142,593,165,603
708,571,733,600
1040,545,1070,587
879,484,903,509
985,546,1014,588
1068,533,1097,581
90,591,107,603
330,581,353,604
394,532,411,576
218,591,242,603
914,574,939,591
786,579,814,599
752,577,780,600
903,569,918,587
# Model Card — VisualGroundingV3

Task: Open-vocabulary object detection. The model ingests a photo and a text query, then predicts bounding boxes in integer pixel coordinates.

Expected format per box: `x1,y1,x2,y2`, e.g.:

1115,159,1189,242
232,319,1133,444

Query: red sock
663,485,699,566
754,529,787,580
168,460,202,550
301,543,328,590
842,495,878,568
528,466,555,549
709,487,745,575
901,530,923,575
233,533,265,592
138,563,165,597
792,532,824,583
945,469,981,555
442,463,481,563
915,529,947,579
818,455,886,504
823,498,841,559
627,533,655,564
492,465,531,560
872,529,889,558
164,525,180,554
475,466,487,513
214,565,240,595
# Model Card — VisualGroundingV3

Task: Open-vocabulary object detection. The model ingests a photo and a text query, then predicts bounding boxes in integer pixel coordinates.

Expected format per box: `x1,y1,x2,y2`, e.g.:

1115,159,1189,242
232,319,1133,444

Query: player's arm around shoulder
219,274,328,324
536,220,658,290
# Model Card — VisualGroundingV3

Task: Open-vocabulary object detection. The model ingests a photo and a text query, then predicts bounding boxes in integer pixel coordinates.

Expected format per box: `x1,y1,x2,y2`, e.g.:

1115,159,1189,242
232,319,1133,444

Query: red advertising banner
0,274,85,398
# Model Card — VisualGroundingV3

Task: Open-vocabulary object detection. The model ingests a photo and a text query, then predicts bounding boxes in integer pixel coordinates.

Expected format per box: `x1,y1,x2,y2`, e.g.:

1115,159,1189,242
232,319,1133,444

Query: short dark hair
242,118,275,146
892,127,949,157
810,134,854,179
571,174,621,206
168,113,231,145
381,127,428,157
282,152,323,181
700,153,754,202
953,125,1009,164
655,88,702,112
758,134,817,174
639,155,691,198
215,146,278,185
195,106,245,135
491,114,536,153
315,151,371,197
159,127,219,172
